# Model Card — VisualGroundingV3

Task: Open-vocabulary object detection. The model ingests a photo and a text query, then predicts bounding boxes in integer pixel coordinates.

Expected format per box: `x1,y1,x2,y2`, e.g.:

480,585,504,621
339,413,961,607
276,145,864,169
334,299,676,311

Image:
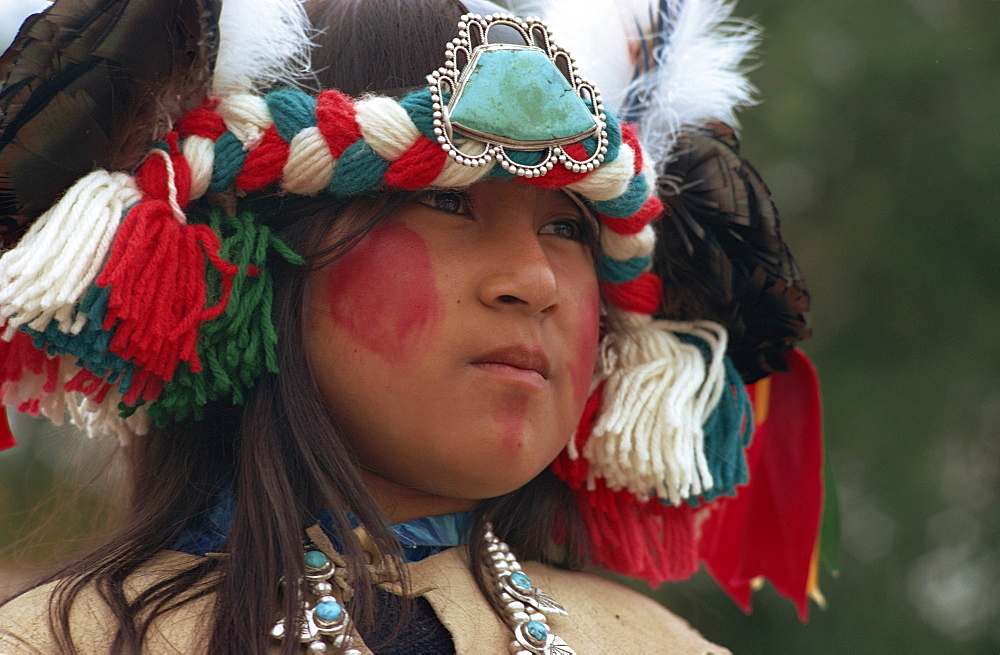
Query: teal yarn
147,209,304,425
398,89,440,140
591,173,648,218
696,356,753,502
22,285,137,392
673,334,753,504
265,88,318,143
327,139,389,197
210,132,246,193
597,253,649,283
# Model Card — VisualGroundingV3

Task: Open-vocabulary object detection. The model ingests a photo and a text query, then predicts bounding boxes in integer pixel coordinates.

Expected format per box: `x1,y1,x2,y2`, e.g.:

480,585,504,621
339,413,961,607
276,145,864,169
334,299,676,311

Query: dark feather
0,0,220,244
654,122,811,383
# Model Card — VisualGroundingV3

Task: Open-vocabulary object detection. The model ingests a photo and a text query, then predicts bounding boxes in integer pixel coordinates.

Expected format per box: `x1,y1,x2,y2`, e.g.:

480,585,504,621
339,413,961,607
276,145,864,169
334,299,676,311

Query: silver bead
308,641,328,653
313,581,333,596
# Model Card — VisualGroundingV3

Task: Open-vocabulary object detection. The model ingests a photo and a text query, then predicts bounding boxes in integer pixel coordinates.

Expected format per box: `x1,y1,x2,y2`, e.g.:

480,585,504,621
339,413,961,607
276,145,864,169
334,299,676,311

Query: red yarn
578,483,699,585
524,143,591,189
176,106,227,141
316,90,362,159
236,125,289,191
384,136,448,189
122,369,165,407
95,200,239,385
65,369,113,404
135,134,192,209
551,384,604,489
620,123,644,175
600,272,663,315
0,330,49,384
600,196,663,235
0,408,13,450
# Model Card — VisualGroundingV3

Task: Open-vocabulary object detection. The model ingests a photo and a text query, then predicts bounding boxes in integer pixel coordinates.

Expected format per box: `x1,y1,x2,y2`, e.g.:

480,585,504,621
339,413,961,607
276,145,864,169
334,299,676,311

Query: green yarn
210,132,246,193
266,88,318,143
147,209,304,424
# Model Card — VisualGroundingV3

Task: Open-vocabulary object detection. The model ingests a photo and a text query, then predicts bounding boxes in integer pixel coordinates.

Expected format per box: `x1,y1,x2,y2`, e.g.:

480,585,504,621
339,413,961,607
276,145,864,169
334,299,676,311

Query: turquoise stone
304,550,328,569
525,620,548,643
510,571,533,592
315,600,342,623
449,47,596,146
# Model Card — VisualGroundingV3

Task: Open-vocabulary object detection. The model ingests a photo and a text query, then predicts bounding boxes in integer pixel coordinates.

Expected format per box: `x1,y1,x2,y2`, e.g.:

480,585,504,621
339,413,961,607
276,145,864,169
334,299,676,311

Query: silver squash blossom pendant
484,524,576,655
270,547,361,654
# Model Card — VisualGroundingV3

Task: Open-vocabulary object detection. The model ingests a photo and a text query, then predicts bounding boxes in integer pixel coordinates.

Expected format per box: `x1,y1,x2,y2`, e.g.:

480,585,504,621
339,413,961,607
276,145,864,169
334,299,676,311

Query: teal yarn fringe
146,209,304,425
673,333,753,504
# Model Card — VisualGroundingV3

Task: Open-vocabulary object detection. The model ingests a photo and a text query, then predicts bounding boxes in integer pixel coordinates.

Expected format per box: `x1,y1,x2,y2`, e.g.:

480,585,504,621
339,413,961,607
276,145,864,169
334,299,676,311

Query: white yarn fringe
213,0,316,96
0,171,141,338
584,314,728,504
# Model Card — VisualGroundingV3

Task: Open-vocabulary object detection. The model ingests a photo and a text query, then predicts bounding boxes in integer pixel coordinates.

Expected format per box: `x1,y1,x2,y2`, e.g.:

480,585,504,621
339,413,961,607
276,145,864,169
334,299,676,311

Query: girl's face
304,178,600,522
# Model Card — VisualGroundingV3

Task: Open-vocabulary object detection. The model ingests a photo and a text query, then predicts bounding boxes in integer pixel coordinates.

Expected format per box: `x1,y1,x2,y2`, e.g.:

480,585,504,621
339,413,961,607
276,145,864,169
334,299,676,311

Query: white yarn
183,136,215,200
431,139,492,187
355,97,422,161
566,142,634,201
0,171,141,336
630,0,759,166
282,127,336,195
584,316,729,504
212,0,315,96
218,94,273,150
76,393,151,445
601,223,656,261
150,150,186,224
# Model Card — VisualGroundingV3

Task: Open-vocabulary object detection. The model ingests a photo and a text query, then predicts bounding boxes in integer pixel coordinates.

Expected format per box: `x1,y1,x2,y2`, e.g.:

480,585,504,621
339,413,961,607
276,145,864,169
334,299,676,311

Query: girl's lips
470,346,551,387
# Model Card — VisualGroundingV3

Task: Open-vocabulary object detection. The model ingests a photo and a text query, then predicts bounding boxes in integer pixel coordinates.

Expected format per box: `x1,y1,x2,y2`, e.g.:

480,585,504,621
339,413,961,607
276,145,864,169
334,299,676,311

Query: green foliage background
2,1,998,653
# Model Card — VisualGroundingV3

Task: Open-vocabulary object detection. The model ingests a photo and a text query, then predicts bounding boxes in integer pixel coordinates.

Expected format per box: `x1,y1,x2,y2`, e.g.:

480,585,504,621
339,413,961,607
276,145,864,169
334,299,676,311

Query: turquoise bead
449,47,596,146
510,571,533,592
315,600,342,623
525,620,548,643
304,550,328,569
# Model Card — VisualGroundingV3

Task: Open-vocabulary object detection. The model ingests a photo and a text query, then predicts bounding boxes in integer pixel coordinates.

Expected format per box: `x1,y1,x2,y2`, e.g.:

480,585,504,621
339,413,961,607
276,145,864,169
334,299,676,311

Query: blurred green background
2,1,998,653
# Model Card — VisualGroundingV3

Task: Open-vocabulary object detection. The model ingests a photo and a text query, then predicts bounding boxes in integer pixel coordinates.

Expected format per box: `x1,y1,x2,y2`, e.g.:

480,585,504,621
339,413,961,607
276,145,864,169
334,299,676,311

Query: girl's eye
540,218,593,243
415,190,469,215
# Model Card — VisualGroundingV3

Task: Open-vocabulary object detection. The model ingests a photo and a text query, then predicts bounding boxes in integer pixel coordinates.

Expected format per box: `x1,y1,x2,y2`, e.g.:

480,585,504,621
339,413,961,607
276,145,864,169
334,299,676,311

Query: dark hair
1,1,591,653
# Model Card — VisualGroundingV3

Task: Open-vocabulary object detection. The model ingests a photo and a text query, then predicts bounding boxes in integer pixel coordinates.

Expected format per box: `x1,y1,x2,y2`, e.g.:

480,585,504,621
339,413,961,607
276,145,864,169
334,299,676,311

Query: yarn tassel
585,316,728,504
147,209,300,424
95,198,239,388
0,171,142,335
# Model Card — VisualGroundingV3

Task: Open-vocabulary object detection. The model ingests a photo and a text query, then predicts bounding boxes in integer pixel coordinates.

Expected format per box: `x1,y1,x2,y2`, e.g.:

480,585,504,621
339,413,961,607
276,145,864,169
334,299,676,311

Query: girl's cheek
323,223,440,362
569,290,601,410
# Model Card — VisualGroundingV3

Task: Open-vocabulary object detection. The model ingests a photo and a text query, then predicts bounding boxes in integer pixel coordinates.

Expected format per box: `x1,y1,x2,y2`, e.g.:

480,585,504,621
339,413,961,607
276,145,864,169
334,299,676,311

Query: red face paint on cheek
324,223,439,362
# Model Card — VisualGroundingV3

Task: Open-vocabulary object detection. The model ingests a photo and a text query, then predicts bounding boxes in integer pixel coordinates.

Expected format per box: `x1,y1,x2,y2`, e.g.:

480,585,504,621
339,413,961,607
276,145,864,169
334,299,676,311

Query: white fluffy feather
530,0,759,168
212,0,315,96
630,0,760,166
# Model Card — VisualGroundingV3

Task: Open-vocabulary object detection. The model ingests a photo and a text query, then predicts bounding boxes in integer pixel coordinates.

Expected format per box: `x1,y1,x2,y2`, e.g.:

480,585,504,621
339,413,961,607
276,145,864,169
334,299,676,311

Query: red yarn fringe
95,200,239,386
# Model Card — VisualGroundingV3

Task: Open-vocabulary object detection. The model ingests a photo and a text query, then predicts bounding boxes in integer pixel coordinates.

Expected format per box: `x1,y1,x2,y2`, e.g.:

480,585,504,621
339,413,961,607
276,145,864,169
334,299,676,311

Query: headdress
0,0,827,619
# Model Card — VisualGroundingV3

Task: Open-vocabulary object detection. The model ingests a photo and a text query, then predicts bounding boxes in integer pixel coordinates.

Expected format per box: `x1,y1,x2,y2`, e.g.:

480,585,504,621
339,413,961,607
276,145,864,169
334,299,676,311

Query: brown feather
654,122,811,383
0,0,219,243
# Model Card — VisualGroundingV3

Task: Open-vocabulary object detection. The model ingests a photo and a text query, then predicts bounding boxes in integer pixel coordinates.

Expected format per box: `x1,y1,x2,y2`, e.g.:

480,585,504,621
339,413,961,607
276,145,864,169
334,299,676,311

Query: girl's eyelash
414,190,472,215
